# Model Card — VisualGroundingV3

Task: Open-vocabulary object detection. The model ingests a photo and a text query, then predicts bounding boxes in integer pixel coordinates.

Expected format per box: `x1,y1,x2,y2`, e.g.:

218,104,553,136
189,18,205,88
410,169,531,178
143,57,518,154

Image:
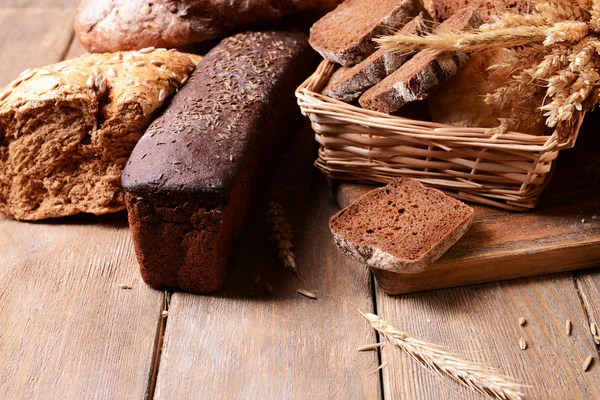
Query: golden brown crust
0,49,199,220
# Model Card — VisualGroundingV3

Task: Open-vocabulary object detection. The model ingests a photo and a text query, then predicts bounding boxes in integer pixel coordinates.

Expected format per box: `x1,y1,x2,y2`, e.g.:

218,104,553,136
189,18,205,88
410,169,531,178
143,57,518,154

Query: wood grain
64,33,88,59
375,275,600,399
0,213,164,399
574,269,600,345
0,8,75,87
0,7,163,399
154,127,381,400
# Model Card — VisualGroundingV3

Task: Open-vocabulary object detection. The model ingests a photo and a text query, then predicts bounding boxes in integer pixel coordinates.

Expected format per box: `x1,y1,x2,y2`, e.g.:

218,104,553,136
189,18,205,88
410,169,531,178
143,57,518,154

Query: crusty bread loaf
359,8,482,114
122,31,318,293
309,0,426,67
429,49,545,134
74,0,342,52
430,0,531,22
322,12,431,102
0,49,199,220
329,178,473,273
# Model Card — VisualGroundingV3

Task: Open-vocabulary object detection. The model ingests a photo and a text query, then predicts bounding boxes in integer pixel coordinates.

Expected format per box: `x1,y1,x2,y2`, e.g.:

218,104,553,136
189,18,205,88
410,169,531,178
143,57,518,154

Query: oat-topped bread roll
0,49,199,220
122,31,318,293
74,0,342,52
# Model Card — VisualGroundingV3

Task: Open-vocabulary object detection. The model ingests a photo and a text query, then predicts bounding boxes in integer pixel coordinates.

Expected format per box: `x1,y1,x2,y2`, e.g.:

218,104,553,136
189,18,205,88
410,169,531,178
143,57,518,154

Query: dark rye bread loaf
322,12,431,102
75,0,342,52
309,0,426,67
359,7,482,114
329,178,474,273
430,0,531,22
122,31,318,293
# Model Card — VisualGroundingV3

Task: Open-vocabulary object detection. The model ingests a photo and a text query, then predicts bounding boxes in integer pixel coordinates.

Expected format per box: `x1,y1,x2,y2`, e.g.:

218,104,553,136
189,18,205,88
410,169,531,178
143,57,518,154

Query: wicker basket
296,60,586,211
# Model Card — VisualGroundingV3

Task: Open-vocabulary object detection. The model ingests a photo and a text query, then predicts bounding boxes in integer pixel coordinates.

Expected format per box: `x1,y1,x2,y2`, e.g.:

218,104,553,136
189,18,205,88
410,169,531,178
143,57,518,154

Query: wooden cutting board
333,112,600,295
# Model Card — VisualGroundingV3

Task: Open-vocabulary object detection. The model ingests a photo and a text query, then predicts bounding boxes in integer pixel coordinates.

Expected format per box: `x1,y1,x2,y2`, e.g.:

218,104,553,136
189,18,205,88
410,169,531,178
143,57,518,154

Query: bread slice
322,12,431,102
309,0,426,67
329,178,474,273
359,7,482,114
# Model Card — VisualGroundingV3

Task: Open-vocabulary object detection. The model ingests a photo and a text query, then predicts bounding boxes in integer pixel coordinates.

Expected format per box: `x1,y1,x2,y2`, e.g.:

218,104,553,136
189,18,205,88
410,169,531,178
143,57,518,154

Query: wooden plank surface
0,213,164,399
0,6,164,399
4,2,600,400
0,7,75,87
375,274,600,399
154,128,381,400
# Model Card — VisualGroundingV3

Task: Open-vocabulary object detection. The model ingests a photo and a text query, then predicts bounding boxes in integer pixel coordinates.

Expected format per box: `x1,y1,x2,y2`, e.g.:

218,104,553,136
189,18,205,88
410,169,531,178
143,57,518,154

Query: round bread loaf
74,0,343,52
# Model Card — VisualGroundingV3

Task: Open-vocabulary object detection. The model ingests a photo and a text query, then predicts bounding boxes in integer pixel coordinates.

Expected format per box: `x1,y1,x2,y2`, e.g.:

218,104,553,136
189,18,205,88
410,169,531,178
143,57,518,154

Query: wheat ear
590,0,600,32
375,26,549,54
361,312,525,400
266,201,299,277
534,0,588,23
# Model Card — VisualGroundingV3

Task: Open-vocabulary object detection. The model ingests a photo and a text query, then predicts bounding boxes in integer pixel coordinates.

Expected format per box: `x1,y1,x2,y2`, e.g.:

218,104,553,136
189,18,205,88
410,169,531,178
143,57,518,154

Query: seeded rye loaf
122,31,318,293
330,178,474,273
309,0,426,67
322,12,431,102
359,7,482,114
75,0,342,53
0,49,199,220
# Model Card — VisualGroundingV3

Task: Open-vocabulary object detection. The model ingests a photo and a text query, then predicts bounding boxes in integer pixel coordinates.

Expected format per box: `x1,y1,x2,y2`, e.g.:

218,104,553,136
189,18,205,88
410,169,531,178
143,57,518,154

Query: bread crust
74,0,343,52
122,31,318,293
0,49,199,220
309,0,426,67
359,8,482,113
322,12,431,102
329,178,474,274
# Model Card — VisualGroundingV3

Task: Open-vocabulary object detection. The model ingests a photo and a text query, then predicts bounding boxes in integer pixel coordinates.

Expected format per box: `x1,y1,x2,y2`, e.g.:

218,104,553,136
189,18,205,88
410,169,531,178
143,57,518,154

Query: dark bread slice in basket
309,0,426,67
359,7,482,114
322,12,432,102
329,178,474,273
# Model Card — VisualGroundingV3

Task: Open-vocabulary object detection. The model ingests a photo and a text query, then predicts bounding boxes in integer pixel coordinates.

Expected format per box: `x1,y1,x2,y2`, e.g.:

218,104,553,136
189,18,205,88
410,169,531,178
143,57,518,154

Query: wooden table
1,2,600,399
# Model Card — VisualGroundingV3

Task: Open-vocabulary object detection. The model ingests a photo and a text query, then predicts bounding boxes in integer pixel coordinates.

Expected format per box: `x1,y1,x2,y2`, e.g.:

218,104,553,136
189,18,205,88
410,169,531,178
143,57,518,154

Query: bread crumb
119,283,132,289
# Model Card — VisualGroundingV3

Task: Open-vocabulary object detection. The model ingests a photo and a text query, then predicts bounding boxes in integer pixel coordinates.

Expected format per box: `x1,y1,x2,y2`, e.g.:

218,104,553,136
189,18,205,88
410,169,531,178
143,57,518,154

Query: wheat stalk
266,201,299,277
535,0,588,22
590,0,600,31
482,13,547,30
544,21,588,45
361,311,525,400
375,26,549,54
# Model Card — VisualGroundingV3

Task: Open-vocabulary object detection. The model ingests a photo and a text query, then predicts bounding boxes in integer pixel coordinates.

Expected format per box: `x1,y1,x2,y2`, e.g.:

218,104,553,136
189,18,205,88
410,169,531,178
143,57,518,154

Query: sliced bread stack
329,178,474,273
322,11,431,102
309,0,426,67
359,7,482,114
311,0,485,114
